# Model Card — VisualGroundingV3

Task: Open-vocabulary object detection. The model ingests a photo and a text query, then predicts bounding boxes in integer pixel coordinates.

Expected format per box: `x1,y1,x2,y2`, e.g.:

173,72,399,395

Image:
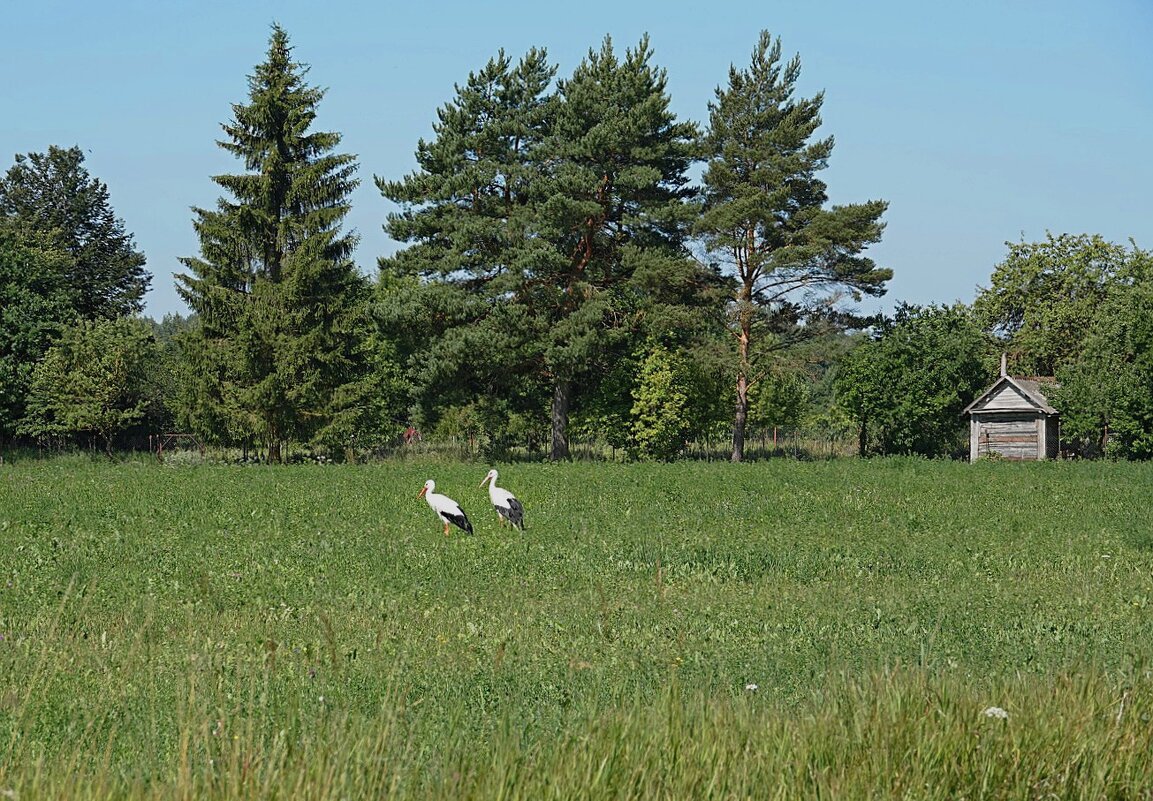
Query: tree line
2,26,1150,462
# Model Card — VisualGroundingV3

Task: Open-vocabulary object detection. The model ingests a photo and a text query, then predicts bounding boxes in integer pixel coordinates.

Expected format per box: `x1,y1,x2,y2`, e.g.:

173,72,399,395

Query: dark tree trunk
550,379,570,461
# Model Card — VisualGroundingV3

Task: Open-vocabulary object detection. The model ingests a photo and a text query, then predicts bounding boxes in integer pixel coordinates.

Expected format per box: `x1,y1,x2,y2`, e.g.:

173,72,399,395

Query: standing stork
417,479,473,536
480,469,525,530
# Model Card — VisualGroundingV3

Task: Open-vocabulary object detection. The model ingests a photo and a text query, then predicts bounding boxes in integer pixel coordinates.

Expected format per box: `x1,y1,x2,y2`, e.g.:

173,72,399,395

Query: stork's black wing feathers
504,497,525,530
443,510,473,535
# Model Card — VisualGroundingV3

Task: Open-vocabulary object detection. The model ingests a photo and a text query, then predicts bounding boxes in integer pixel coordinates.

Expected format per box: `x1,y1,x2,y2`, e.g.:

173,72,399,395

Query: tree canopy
377,47,558,447
16,27,1153,465
0,147,150,442
0,222,74,438
380,37,723,460
19,316,160,454
0,144,149,320
1052,267,1153,458
836,304,995,457
973,233,1148,376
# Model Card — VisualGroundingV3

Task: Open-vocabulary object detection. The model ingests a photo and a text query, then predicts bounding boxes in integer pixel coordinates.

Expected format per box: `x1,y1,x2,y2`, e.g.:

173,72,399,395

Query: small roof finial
1000,352,1007,377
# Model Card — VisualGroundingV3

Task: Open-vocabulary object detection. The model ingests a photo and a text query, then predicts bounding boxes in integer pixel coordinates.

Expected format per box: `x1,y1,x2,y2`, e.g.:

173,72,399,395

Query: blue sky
3,0,1150,320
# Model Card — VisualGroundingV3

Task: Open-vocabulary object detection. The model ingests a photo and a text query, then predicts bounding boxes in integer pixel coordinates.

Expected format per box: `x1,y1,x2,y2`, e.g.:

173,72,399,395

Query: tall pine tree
176,24,367,462
535,35,704,459
696,31,890,462
378,48,557,436
380,38,717,459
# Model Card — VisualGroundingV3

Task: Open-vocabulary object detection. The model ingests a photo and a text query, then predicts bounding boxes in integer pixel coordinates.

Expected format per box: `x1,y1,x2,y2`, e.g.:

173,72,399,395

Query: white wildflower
982,706,1009,719
745,683,759,692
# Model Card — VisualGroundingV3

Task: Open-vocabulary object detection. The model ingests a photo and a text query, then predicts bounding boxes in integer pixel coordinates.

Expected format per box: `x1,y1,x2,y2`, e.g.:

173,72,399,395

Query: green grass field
2,456,1152,798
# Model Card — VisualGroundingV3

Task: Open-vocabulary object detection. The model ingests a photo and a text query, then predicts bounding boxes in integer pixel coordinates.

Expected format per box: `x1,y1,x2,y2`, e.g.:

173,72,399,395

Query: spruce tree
697,31,890,462
176,24,366,461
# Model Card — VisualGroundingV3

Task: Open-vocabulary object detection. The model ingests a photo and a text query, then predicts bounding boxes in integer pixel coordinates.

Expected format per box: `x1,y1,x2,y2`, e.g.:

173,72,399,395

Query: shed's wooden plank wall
975,415,1040,460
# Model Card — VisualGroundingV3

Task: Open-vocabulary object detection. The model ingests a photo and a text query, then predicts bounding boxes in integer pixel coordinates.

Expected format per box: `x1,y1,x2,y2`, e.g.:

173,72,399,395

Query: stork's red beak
417,486,428,499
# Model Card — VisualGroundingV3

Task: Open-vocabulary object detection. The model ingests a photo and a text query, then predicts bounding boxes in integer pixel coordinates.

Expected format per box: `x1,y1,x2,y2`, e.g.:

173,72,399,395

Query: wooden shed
964,358,1059,461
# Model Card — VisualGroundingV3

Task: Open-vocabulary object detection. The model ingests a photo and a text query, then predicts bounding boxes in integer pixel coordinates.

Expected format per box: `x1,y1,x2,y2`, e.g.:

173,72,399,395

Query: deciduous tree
1052,268,1153,458
0,222,72,439
19,317,160,455
629,343,692,461
973,233,1145,376
836,304,994,457
0,145,149,320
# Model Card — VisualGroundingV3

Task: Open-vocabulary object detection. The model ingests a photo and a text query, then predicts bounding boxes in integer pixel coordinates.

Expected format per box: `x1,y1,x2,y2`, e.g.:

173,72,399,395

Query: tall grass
2,457,1152,797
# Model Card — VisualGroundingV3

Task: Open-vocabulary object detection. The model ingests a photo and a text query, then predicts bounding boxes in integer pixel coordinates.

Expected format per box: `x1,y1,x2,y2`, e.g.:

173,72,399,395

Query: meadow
1,455,1152,799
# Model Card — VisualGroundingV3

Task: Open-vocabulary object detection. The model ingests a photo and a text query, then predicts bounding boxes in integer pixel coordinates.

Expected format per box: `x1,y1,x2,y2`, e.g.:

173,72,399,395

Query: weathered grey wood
972,384,1036,412
966,375,1060,461
975,415,1039,459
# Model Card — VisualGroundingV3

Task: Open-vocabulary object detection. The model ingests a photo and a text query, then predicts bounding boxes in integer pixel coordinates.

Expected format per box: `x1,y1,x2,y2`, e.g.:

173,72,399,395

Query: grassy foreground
1,456,1152,798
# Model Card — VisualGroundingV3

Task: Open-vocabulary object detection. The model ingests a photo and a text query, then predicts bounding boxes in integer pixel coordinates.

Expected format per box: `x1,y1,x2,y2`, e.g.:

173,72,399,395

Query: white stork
417,479,474,536
479,469,525,530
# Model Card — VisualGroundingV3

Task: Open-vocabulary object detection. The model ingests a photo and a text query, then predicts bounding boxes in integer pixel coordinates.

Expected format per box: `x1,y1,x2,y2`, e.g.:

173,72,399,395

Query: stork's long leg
443,522,450,537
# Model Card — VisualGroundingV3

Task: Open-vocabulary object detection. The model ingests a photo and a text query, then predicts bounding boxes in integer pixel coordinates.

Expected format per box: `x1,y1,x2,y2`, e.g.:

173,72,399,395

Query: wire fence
2,425,860,465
